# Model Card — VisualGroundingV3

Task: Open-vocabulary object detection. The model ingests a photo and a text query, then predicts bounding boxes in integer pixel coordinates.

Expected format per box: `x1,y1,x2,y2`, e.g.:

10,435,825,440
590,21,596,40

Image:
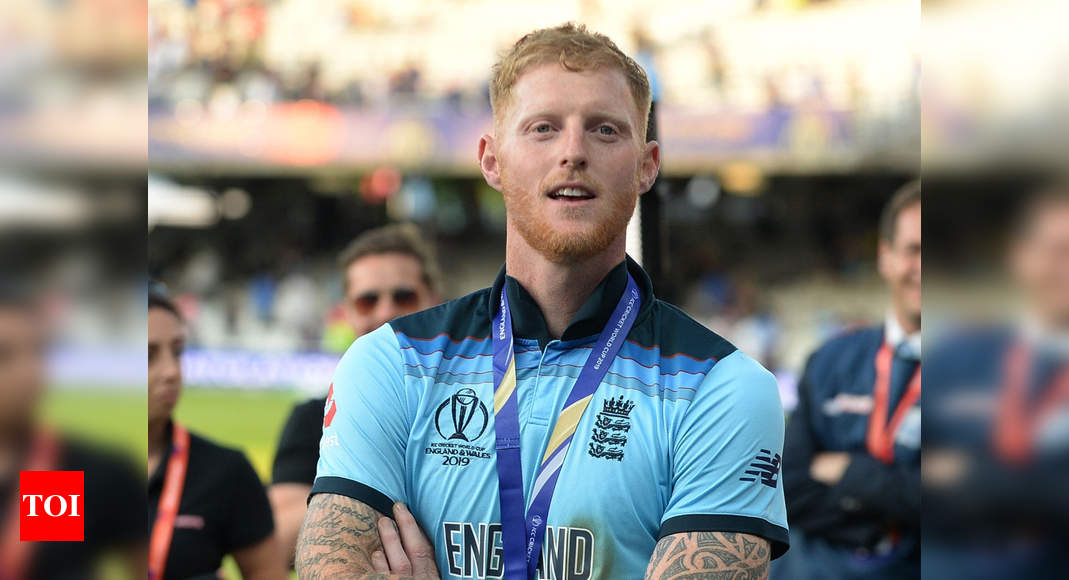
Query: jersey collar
489,255,655,350
885,311,921,357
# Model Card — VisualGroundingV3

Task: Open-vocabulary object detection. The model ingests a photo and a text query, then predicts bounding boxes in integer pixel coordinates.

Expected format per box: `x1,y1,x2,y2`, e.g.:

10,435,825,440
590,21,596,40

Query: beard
501,170,639,265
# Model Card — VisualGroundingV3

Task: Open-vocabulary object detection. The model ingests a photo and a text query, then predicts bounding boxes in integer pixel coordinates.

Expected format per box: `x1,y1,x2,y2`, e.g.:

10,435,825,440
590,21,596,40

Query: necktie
1028,348,1067,407
887,341,919,422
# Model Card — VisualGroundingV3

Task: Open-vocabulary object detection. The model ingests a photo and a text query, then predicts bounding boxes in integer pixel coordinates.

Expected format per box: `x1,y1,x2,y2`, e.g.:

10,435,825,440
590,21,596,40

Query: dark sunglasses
352,287,420,315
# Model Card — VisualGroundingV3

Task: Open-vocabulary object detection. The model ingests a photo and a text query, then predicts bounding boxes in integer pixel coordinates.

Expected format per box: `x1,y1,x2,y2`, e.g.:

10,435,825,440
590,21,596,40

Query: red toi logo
323,383,337,428
19,471,84,541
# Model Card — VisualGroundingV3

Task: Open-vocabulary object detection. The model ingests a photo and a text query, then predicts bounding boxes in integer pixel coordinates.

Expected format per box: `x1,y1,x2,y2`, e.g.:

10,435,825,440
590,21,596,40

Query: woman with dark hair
147,291,285,580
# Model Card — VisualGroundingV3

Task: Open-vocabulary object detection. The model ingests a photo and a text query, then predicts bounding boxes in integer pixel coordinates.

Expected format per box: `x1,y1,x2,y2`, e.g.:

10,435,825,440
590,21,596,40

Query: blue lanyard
491,272,641,580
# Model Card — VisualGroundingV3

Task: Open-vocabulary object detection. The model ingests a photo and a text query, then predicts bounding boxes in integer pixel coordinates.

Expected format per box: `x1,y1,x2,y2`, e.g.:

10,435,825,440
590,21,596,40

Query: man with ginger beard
297,23,788,580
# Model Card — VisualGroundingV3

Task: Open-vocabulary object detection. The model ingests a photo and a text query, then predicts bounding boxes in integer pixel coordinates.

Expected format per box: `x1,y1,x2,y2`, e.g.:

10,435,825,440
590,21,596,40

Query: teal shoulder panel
389,287,493,342
626,299,738,364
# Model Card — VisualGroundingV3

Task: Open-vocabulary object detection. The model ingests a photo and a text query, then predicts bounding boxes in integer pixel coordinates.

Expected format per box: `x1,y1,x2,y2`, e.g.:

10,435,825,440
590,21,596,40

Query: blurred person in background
297,23,787,580
924,184,1069,579
0,283,145,579
779,182,921,579
148,290,286,580
269,223,442,569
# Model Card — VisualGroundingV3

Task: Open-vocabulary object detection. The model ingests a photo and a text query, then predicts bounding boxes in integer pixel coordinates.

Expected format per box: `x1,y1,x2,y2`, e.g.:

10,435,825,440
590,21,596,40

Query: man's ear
478,133,502,191
638,140,660,195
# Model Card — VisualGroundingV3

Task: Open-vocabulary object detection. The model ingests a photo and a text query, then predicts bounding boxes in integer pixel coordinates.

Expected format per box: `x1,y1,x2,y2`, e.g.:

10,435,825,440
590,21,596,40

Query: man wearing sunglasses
269,223,442,568
339,225,443,339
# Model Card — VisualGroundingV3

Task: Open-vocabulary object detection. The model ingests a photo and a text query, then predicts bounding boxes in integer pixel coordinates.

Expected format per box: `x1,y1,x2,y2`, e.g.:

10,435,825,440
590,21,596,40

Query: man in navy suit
923,185,1069,579
778,181,921,579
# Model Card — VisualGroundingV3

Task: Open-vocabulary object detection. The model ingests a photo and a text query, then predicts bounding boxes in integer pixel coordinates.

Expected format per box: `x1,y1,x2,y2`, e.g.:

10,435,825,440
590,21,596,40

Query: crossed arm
295,493,438,580
297,492,769,580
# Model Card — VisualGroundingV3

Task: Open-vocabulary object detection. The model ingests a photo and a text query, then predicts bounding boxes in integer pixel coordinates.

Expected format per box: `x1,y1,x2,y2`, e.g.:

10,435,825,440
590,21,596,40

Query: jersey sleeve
271,398,325,485
310,324,409,517
660,349,790,558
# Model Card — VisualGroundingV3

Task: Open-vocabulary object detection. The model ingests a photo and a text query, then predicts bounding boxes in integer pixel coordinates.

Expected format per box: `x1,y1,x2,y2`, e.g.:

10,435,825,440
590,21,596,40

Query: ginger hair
489,22,652,141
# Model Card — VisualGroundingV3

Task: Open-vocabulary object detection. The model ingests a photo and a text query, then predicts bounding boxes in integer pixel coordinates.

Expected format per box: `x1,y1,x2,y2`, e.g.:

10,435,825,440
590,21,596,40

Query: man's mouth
547,186,596,201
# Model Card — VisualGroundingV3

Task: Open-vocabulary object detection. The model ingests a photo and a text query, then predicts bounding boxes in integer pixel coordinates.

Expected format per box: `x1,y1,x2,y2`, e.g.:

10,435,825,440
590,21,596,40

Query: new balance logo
739,449,781,488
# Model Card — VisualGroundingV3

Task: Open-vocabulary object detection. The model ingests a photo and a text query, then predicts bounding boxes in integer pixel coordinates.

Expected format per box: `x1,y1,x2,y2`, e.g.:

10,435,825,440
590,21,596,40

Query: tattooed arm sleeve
644,531,770,580
295,493,410,580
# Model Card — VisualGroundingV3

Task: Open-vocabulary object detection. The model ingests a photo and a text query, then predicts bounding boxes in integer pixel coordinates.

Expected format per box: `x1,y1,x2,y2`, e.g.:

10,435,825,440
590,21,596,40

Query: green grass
41,386,302,482
174,387,303,481
41,388,147,464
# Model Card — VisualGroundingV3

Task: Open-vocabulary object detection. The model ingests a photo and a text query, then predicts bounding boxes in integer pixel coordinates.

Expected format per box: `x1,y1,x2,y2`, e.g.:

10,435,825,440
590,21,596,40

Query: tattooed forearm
644,531,770,580
295,493,416,580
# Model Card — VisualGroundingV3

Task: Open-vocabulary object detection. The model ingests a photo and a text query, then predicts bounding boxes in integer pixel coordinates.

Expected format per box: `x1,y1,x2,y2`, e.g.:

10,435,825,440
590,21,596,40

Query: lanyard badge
149,422,191,580
492,272,640,580
866,343,921,464
994,343,1069,465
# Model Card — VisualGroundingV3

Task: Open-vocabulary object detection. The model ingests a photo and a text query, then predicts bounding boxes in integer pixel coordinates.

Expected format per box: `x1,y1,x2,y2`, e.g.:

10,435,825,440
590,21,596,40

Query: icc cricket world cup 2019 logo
435,388,489,441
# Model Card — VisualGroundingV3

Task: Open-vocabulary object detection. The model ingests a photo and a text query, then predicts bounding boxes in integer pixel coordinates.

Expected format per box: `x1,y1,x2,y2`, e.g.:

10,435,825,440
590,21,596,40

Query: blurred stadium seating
147,0,918,173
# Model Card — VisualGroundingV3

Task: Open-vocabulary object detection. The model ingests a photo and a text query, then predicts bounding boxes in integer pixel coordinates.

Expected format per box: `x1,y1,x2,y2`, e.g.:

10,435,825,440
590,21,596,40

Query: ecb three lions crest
588,395,635,461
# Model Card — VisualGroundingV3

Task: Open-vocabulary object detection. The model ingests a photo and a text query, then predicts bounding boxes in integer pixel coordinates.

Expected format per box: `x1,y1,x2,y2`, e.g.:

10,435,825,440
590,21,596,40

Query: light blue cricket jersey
313,258,788,579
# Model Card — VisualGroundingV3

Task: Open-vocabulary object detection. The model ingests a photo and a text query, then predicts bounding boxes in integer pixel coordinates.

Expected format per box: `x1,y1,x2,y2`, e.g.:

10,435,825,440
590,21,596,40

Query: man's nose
559,125,587,170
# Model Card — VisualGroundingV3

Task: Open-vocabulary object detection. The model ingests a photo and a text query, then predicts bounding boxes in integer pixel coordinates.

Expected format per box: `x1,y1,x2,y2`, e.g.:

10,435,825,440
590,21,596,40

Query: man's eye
533,124,552,133
597,125,617,136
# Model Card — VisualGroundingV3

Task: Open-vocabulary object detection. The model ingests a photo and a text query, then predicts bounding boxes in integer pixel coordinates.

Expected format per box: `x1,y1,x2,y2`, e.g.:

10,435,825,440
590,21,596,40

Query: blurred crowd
147,0,916,121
